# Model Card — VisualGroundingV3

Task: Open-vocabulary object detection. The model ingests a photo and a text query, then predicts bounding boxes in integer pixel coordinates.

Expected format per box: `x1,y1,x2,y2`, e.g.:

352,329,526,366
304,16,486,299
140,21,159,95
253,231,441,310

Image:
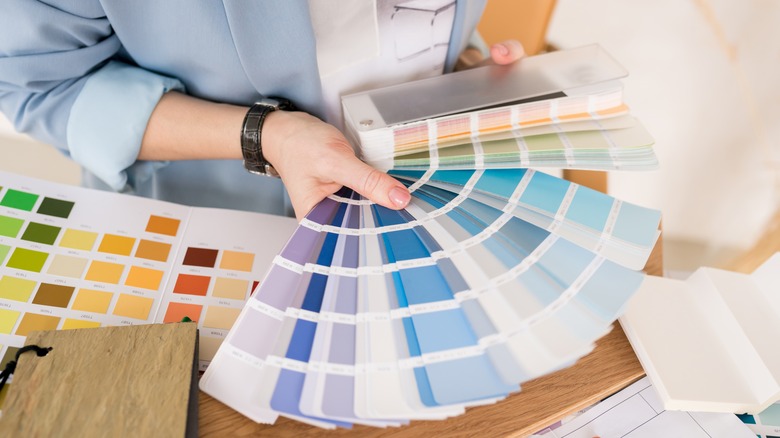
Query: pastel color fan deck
342,45,658,173
201,177,660,428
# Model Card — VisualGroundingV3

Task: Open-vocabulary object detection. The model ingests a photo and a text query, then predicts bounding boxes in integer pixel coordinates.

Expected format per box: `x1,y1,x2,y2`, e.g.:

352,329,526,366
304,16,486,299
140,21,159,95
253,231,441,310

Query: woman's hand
262,110,411,220
266,40,526,220
139,92,411,220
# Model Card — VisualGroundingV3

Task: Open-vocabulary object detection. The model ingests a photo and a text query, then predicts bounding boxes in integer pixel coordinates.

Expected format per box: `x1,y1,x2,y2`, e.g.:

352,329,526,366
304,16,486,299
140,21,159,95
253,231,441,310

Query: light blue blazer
0,0,486,216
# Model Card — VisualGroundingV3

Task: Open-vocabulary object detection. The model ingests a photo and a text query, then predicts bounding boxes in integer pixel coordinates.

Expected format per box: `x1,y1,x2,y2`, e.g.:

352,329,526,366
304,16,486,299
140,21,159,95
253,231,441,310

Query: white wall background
1,0,778,270
548,0,780,258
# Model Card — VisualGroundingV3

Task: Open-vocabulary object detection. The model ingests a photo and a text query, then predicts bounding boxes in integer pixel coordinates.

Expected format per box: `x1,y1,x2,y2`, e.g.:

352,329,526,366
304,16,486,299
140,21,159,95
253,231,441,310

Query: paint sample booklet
342,45,658,173
201,166,662,428
620,253,780,414
0,171,297,374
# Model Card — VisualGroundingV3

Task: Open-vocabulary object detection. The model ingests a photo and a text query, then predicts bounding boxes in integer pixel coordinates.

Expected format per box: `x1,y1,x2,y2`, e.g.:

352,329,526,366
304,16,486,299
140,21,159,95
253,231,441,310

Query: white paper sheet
531,377,755,438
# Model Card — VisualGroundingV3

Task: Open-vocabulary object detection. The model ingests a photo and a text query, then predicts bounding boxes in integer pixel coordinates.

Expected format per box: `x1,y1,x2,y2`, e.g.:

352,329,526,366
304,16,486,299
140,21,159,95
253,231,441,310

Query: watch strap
241,97,295,177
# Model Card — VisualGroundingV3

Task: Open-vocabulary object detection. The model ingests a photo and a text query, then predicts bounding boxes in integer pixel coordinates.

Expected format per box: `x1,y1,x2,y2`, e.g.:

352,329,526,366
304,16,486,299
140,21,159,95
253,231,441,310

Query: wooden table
198,237,664,437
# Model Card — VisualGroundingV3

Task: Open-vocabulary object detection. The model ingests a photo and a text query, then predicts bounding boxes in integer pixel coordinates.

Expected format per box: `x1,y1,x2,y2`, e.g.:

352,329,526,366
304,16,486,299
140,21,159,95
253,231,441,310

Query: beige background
547,0,780,271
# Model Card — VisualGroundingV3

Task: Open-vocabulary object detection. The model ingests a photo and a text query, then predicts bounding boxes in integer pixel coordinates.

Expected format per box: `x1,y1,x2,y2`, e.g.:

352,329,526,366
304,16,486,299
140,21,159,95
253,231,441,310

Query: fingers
470,39,526,68
267,111,412,218
336,154,411,210
489,39,525,65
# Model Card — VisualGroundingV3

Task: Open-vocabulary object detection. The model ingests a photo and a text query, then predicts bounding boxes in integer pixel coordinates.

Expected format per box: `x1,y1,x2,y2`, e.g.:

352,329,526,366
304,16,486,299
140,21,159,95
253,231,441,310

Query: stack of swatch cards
342,44,656,173
200,45,662,429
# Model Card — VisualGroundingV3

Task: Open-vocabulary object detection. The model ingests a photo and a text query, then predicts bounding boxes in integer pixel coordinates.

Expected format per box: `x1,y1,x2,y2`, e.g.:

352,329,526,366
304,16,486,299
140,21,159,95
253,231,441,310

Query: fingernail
389,187,411,208
494,43,509,57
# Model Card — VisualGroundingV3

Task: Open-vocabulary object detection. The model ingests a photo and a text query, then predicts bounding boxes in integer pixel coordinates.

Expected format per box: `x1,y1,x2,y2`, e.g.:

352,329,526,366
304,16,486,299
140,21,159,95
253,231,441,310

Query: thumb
488,40,525,66
336,155,411,210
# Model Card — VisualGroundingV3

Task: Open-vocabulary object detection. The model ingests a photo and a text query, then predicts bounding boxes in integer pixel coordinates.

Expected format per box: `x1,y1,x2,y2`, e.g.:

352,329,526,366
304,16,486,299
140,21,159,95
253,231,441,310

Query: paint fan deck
0,171,297,373
342,45,658,173
201,168,661,429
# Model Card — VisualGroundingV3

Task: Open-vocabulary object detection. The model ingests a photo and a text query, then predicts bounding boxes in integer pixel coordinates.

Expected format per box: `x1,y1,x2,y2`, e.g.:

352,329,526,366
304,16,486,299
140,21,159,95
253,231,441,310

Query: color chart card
156,208,297,370
0,171,297,372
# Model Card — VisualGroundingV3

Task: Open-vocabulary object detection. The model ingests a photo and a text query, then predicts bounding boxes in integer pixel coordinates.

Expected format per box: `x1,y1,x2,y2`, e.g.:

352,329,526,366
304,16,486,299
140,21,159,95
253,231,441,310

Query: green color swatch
0,215,24,238
6,248,49,272
0,244,10,265
37,197,75,219
21,222,61,245
0,189,39,211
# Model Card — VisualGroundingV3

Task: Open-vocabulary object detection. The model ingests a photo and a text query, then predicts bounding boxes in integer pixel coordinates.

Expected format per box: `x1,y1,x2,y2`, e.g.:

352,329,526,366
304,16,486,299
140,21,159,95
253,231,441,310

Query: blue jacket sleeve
445,0,488,72
0,0,183,191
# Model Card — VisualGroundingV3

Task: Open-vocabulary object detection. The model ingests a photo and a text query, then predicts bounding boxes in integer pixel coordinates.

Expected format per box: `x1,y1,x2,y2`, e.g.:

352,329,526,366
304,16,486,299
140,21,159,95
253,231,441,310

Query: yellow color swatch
219,250,255,272
47,254,88,278
62,318,101,330
59,229,98,251
0,276,37,302
112,294,154,320
85,261,125,284
98,234,136,256
16,313,60,336
202,306,241,330
71,289,113,314
0,309,22,334
125,266,163,291
212,277,249,300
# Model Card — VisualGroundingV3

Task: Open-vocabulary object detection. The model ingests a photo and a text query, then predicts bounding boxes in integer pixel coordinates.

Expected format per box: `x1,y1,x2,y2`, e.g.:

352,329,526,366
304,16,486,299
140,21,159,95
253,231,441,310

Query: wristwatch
240,97,295,177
